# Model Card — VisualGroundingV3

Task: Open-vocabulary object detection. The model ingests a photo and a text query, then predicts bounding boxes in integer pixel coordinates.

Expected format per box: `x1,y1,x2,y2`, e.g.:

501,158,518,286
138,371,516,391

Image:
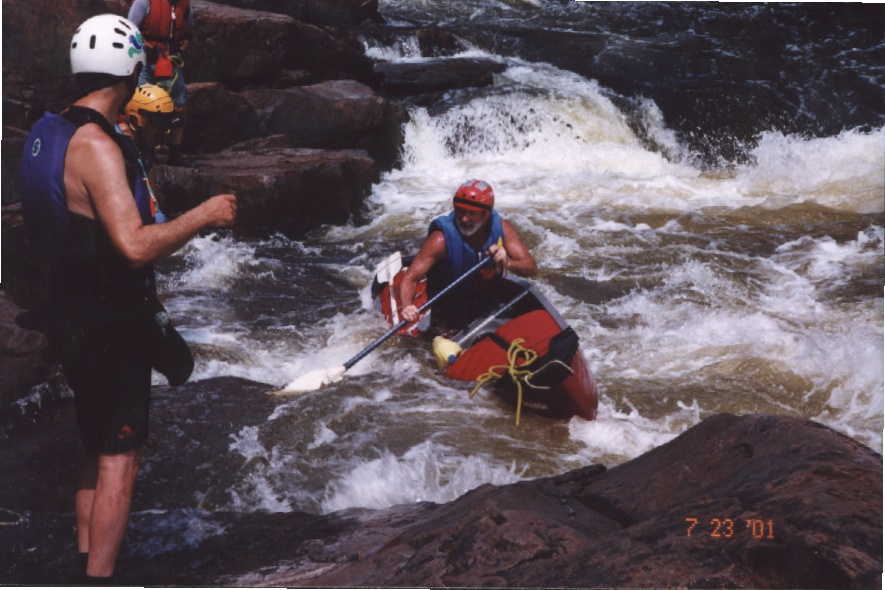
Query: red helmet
453,179,494,212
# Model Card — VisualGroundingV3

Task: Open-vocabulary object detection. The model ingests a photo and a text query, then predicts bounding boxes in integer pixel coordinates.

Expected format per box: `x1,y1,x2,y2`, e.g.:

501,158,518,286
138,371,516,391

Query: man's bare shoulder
69,122,119,153
67,122,124,177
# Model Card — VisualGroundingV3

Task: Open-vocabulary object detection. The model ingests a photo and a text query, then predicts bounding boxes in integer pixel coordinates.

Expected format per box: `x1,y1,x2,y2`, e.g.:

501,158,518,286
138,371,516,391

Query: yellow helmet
125,84,178,130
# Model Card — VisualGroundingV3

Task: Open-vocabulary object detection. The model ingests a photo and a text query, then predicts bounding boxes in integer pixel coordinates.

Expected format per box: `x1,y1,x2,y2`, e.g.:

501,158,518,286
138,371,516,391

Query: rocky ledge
1,377,880,588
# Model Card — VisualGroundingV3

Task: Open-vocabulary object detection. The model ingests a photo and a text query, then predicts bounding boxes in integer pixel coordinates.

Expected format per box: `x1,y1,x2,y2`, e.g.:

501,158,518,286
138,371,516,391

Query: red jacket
140,0,191,46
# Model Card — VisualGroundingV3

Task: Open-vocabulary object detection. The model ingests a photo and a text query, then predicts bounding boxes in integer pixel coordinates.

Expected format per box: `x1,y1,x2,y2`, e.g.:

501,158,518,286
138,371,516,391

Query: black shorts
63,318,152,455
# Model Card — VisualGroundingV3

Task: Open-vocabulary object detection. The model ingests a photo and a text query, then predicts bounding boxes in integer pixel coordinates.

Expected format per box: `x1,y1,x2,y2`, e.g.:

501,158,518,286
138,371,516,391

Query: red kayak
371,252,598,422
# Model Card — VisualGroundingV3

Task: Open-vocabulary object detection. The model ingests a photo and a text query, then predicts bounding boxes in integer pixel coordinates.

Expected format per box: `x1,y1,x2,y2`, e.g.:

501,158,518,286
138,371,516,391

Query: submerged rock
2,409,880,588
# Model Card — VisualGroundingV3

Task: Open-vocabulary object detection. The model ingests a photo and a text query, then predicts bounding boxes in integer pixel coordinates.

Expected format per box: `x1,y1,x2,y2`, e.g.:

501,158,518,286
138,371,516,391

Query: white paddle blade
374,251,402,284
276,365,346,394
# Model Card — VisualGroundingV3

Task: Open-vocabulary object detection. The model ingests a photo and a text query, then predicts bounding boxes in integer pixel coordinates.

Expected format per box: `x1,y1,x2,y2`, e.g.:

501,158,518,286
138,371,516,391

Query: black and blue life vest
429,210,503,280
426,210,504,329
19,106,157,343
20,106,155,249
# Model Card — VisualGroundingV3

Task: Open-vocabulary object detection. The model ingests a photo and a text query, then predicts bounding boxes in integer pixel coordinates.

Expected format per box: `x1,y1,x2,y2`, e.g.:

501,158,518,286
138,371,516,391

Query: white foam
227,426,298,512
567,396,700,464
308,421,340,450
171,233,262,291
320,440,526,512
734,127,885,213
774,226,885,285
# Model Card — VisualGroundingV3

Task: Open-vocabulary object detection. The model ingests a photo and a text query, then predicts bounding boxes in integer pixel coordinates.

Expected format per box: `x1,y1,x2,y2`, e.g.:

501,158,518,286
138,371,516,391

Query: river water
151,2,883,516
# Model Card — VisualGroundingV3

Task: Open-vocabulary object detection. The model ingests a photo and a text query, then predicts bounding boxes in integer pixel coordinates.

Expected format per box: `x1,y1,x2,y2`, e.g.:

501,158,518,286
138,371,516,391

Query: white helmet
70,14,146,77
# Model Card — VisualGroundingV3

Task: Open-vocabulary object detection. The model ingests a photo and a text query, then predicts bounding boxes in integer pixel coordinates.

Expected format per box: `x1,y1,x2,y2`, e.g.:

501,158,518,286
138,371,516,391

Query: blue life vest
20,107,157,346
20,108,154,256
425,210,504,329
428,210,504,283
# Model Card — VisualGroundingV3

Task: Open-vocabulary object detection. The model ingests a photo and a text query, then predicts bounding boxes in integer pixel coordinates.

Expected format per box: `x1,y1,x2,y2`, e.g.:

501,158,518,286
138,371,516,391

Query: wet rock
189,1,374,88
3,413,879,588
197,2,372,82
273,69,316,89
240,414,880,589
240,80,406,169
225,133,292,152
1,0,114,118
189,0,299,88
283,19,376,83
416,28,468,58
0,377,277,514
1,127,27,205
373,57,507,98
151,147,376,235
361,25,468,58
0,293,52,412
0,204,53,322
182,82,262,154
209,0,382,28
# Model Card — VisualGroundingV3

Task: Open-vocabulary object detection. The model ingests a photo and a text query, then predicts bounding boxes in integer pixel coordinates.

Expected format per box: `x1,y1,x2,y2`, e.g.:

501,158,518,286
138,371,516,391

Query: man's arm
490,219,537,277
398,231,446,322
68,125,236,268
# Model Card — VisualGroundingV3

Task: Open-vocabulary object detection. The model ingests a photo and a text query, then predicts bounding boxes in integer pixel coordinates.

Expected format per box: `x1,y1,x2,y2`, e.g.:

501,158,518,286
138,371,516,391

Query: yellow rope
469,338,538,426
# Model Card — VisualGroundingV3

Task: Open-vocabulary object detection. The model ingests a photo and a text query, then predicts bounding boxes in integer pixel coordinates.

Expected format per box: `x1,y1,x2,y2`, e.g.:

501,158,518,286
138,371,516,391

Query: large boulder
188,0,299,88
151,146,376,235
1,411,880,587
373,57,507,98
181,82,262,154
240,80,406,170
246,413,882,589
282,18,375,83
361,25,469,58
1,0,122,126
209,0,382,27
189,0,374,88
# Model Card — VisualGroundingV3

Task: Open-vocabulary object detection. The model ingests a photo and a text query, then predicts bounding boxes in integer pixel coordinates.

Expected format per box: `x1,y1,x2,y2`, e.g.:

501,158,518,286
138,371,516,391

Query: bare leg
84,450,141,578
75,454,99,553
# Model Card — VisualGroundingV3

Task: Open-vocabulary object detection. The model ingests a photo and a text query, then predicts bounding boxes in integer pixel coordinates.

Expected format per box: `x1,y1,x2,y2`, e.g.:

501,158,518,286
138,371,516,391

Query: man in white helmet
19,14,237,583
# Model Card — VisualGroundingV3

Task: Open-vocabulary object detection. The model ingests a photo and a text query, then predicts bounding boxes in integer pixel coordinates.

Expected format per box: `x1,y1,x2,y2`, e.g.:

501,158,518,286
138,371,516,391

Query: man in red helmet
399,179,537,331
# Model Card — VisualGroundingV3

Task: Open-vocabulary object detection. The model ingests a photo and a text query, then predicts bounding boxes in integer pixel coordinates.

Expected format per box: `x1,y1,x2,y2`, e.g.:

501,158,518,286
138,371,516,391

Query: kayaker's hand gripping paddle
277,254,493,394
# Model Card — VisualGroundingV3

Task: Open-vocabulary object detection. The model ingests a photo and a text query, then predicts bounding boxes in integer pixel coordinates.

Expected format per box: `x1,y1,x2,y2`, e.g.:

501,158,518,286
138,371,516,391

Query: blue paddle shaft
343,255,492,370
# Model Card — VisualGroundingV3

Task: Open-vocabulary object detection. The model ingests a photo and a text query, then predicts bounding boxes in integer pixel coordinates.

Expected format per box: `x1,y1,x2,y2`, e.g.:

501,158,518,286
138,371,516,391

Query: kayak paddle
277,253,493,393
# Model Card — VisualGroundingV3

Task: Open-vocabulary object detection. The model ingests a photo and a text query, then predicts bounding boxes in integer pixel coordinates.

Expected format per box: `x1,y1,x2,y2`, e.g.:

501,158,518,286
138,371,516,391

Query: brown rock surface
242,413,881,589
188,0,302,88
182,82,262,154
241,80,406,169
209,0,382,28
151,147,376,235
2,408,880,588
0,293,52,411
373,57,507,97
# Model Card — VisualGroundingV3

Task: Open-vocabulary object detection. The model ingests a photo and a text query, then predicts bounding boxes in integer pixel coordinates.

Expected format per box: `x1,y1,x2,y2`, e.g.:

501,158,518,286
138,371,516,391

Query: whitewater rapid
153,44,883,514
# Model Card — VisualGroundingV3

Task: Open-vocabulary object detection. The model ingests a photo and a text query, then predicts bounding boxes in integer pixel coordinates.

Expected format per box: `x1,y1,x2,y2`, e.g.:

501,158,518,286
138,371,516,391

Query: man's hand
401,304,420,323
488,242,509,275
200,194,237,227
